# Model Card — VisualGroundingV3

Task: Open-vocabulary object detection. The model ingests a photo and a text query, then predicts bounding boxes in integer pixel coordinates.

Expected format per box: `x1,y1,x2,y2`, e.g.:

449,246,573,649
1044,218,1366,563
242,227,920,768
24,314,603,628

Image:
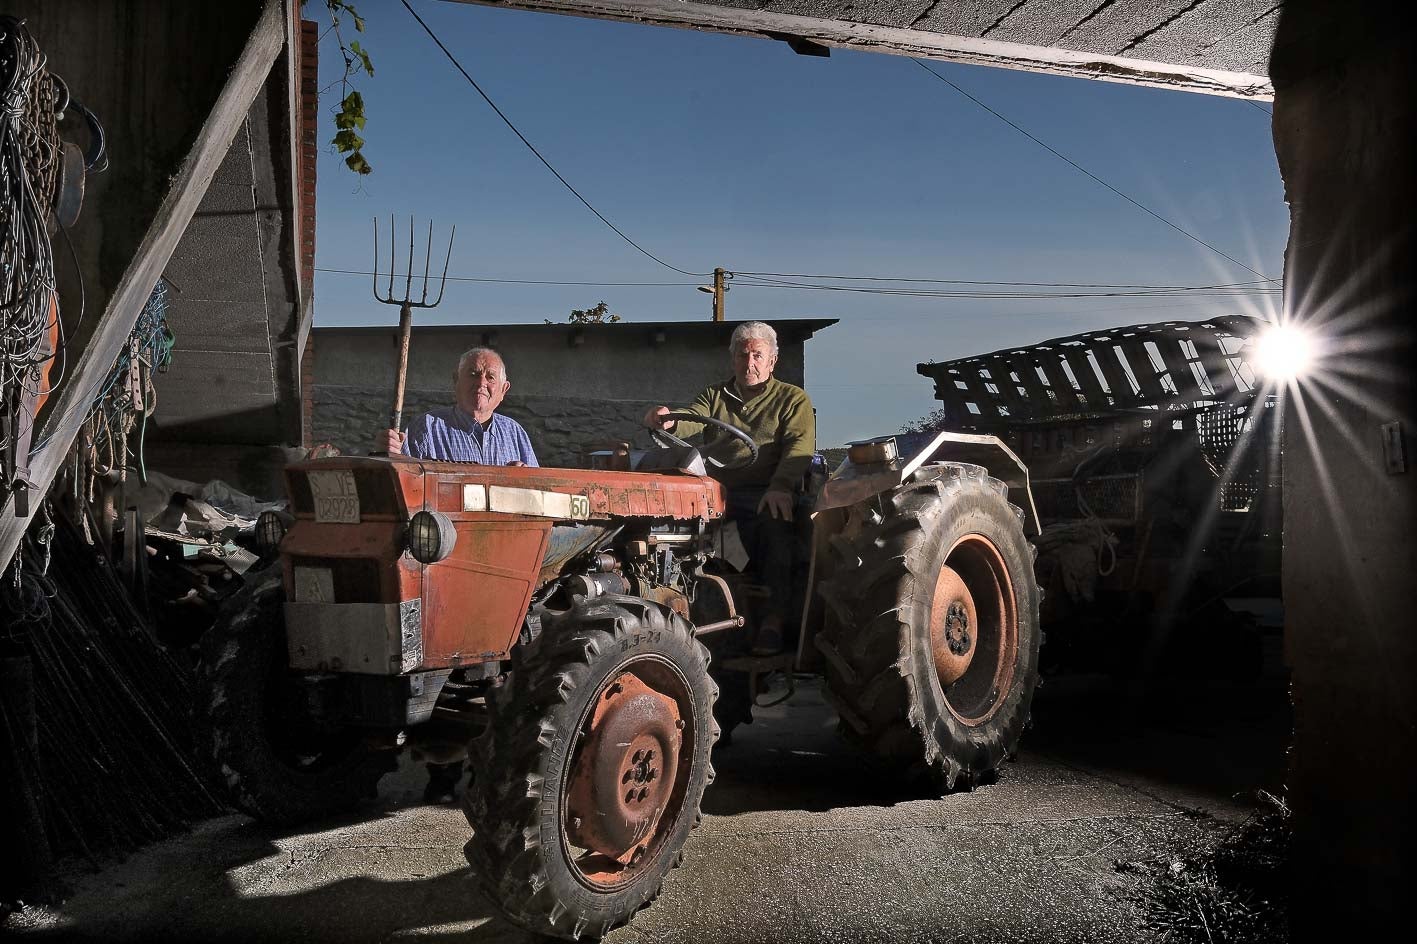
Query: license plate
293,566,335,603
309,470,360,523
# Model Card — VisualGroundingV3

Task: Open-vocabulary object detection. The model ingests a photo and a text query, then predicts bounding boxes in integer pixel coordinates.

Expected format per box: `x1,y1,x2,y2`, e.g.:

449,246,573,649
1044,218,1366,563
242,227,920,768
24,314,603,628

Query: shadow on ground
704,644,1290,818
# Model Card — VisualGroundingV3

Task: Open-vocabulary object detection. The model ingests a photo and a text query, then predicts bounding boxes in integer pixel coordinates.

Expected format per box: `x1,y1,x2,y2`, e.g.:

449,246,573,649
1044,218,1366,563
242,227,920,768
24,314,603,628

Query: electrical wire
316,266,697,287
398,0,705,278
733,271,1282,289
911,58,1273,281
1,15,63,494
730,272,1281,299
317,264,1279,299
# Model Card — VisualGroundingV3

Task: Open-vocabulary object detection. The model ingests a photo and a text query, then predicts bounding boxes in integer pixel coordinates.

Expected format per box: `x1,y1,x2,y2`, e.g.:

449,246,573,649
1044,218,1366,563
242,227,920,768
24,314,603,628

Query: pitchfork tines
372,214,456,310
373,215,456,433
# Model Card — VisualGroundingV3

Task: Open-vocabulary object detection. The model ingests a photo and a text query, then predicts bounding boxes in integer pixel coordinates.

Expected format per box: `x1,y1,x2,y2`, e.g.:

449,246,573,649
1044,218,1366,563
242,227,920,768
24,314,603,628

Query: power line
316,266,696,287
731,274,1281,300
317,264,1277,295
732,271,1281,289
733,273,1280,296
317,264,1279,300
398,0,704,277
911,58,1273,280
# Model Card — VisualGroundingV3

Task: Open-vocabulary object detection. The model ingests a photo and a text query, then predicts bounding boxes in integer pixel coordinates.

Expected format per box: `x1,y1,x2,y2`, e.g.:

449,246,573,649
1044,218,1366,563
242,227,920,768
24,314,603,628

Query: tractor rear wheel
195,571,393,826
817,463,1041,791
463,596,717,941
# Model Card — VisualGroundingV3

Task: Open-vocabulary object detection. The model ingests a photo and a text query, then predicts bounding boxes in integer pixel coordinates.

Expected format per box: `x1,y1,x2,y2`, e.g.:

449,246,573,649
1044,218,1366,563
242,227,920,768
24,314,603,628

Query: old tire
818,463,1041,790
463,596,717,941
195,571,393,826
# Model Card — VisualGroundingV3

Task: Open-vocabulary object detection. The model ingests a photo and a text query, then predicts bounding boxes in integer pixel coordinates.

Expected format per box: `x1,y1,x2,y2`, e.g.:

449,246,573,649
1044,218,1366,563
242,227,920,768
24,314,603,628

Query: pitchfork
372,215,456,431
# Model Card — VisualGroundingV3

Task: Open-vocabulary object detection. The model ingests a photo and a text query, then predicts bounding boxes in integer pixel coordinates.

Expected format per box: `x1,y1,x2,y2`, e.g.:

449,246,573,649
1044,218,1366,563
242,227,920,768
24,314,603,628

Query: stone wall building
310,319,836,467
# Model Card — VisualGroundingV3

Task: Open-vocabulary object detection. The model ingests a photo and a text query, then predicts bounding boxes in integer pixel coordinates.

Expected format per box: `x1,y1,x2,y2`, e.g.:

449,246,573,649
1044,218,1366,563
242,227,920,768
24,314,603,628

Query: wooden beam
0,0,285,567
445,0,1273,100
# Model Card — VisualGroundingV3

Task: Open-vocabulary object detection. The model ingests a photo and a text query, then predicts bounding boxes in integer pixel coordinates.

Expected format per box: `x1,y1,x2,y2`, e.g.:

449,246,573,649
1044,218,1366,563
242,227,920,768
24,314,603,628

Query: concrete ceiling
450,0,1277,98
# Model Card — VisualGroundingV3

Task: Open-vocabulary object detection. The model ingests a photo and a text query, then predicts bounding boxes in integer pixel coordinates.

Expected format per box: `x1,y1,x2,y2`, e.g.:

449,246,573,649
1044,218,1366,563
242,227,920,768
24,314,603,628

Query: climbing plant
312,0,375,175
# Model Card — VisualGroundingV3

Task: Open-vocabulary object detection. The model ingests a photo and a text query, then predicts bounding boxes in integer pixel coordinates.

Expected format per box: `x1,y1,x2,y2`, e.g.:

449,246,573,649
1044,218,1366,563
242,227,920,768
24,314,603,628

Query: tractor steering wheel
650,412,759,471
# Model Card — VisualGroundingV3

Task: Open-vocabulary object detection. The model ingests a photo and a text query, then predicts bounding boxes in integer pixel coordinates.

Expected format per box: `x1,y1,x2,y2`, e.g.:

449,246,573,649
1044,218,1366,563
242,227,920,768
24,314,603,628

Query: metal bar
693,615,745,636
404,214,414,303
421,219,433,304
371,217,380,300
429,225,455,307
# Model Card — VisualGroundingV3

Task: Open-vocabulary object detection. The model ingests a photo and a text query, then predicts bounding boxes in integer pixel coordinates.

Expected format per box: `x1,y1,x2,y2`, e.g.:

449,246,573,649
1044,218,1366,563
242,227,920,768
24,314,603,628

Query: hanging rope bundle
0,16,63,500
78,280,174,495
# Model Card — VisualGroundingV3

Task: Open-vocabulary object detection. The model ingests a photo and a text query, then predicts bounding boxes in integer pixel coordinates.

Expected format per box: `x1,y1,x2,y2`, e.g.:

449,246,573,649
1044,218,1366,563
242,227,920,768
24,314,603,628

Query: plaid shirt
404,406,539,466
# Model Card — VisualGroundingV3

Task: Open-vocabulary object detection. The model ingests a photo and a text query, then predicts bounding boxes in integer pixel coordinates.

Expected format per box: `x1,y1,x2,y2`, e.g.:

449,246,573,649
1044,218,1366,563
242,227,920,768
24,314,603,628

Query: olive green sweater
675,375,816,493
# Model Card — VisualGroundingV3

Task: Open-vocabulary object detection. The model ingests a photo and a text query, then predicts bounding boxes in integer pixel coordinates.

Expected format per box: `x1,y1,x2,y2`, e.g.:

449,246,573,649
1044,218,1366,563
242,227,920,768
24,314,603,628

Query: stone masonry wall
314,385,663,468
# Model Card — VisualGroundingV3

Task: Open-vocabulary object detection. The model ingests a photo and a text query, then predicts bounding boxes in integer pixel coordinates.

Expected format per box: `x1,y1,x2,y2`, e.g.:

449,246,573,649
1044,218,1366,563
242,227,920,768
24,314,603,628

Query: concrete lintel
446,0,1274,100
0,0,287,566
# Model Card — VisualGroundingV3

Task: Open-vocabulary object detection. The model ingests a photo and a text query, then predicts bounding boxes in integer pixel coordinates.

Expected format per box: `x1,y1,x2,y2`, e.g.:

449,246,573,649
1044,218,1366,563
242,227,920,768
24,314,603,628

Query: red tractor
196,417,1042,940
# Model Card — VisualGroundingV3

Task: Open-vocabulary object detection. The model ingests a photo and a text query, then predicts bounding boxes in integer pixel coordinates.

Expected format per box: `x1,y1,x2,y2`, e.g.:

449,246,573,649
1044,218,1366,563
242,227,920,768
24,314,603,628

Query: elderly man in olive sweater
644,321,816,655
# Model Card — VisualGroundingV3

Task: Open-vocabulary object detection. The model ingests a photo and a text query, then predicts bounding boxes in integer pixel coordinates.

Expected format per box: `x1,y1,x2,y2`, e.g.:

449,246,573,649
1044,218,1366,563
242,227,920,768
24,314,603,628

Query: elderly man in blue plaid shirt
378,346,537,804
381,347,538,467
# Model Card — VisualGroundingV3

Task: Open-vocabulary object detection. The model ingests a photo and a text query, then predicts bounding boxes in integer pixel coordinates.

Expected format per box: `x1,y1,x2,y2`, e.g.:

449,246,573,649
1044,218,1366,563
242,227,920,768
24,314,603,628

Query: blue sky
313,0,1288,446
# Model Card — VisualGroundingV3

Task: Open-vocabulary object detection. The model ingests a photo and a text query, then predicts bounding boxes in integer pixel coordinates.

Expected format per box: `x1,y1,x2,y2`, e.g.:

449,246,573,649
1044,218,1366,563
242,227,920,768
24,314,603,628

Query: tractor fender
795,431,1039,675
814,431,1040,537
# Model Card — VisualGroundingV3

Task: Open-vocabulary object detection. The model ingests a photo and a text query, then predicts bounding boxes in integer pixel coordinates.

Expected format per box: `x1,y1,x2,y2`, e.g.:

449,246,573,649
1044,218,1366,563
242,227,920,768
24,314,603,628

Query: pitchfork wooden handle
391,302,413,430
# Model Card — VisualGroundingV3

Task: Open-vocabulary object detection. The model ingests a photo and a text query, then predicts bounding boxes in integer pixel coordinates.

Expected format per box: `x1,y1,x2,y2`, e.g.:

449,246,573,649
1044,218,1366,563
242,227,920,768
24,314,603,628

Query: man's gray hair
730,321,778,355
456,346,507,378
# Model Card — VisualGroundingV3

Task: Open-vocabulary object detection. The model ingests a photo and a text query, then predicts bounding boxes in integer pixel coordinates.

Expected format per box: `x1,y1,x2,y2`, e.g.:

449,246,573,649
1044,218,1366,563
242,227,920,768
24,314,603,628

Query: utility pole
712,267,726,322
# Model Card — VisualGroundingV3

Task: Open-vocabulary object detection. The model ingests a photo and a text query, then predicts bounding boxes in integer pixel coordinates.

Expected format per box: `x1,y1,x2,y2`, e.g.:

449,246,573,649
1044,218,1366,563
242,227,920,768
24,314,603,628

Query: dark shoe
750,618,785,656
423,761,463,805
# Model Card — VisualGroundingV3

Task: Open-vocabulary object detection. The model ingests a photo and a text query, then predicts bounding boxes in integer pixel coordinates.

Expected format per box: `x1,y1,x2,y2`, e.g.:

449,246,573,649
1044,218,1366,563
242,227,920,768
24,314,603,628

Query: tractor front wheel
463,596,717,941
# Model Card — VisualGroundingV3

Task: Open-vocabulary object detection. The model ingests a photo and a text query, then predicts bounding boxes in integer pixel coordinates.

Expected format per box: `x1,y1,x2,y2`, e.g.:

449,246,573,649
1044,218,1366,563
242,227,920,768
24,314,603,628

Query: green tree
548,301,623,325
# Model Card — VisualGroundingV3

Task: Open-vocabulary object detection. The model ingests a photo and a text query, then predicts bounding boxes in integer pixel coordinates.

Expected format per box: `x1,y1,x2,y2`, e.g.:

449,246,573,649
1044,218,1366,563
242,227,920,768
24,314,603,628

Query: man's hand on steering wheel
641,407,759,471
643,405,675,431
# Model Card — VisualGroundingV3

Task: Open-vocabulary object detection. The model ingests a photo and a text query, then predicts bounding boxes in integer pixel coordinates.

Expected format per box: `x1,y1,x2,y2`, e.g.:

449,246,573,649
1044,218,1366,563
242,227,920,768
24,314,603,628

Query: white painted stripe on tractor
487,485,588,520
462,484,487,512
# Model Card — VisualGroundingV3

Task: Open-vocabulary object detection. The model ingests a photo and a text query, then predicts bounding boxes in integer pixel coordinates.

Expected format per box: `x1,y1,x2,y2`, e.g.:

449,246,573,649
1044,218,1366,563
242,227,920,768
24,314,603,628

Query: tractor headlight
255,510,287,555
407,510,456,564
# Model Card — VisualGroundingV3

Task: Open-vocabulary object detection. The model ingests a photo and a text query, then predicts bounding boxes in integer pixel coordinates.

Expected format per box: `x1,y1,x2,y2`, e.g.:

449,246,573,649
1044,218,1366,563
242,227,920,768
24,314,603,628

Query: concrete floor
4,654,1290,944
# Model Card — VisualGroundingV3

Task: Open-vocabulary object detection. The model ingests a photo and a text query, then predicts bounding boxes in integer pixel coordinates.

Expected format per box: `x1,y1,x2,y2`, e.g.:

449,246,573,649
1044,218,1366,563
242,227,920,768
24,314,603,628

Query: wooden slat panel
1154,333,1205,403
1119,339,1170,401
1062,346,1113,411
